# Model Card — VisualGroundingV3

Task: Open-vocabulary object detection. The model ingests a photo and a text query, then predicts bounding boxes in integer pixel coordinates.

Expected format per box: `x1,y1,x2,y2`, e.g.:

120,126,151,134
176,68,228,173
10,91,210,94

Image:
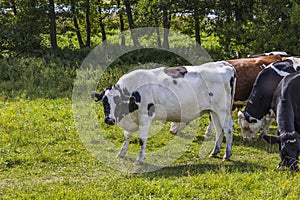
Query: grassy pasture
1,51,300,199
1,98,300,199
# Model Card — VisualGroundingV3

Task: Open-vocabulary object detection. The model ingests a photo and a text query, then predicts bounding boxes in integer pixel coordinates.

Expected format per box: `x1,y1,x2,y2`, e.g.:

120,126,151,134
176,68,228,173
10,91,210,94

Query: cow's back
152,62,235,122
226,55,281,102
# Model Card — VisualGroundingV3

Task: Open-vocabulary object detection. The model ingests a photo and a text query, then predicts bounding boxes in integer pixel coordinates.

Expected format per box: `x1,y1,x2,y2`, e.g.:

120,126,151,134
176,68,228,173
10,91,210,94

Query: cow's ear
91,92,104,102
262,134,280,144
129,96,138,113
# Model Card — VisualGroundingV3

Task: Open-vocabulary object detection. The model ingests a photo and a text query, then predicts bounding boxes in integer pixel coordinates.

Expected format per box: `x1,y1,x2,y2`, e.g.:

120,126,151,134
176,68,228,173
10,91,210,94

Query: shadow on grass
191,132,278,154
142,159,268,178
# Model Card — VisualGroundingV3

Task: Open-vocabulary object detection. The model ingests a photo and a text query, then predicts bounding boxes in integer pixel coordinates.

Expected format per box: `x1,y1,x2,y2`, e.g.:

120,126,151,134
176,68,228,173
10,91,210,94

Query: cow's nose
104,117,116,125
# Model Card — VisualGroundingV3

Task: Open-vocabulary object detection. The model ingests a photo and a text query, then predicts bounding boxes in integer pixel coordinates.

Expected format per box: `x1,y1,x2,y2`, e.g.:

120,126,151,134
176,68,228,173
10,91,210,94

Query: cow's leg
209,112,223,158
117,131,134,158
223,117,233,161
135,116,151,165
209,111,233,161
205,115,213,136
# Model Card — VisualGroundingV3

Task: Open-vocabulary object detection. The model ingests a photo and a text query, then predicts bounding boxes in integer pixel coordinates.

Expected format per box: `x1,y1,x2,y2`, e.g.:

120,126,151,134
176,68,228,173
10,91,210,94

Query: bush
0,49,87,99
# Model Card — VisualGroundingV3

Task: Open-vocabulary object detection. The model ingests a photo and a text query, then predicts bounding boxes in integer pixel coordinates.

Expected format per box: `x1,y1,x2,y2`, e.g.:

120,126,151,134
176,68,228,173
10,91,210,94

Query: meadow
1,53,300,199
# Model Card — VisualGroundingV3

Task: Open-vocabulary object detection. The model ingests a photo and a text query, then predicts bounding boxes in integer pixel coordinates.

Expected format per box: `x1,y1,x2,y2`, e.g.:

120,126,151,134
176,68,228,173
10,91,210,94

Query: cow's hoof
170,131,177,135
134,160,143,166
209,154,219,158
116,152,126,158
205,130,213,136
222,157,231,162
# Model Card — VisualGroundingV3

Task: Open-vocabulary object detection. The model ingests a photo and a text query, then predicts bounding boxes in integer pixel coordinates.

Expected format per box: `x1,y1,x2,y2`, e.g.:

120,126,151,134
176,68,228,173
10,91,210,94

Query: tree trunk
99,18,107,43
48,0,58,49
124,0,140,46
85,0,91,47
71,0,85,48
155,18,161,48
117,0,125,45
162,4,169,49
194,12,201,46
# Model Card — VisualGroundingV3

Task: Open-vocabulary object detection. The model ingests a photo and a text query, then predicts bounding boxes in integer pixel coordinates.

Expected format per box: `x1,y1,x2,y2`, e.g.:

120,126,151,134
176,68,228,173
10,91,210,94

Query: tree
161,2,170,49
124,0,140,46
48,0,58,49
116,0,125,45
71,0,85,48
85,0,91,47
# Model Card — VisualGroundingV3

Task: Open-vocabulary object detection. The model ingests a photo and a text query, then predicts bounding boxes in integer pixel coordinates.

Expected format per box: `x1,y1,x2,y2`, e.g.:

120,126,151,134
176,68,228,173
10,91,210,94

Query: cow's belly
152,93,210,123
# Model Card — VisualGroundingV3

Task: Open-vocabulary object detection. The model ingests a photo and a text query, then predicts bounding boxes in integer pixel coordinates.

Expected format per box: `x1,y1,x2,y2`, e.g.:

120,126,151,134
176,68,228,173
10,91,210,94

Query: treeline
1,0,300,59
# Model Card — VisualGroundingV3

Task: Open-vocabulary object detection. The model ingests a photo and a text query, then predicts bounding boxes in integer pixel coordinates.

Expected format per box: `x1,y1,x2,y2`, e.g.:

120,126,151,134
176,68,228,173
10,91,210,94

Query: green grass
1,98,300,199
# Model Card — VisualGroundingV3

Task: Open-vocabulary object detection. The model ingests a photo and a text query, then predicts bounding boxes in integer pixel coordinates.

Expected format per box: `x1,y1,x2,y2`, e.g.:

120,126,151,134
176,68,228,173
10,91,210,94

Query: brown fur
164,66,187,78
226,55,282,110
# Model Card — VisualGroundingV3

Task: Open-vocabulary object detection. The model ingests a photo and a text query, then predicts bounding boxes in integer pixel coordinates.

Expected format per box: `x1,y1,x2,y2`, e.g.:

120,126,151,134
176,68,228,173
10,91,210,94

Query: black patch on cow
244,66,287,120
128,91,141,113
131,91,141,103
139,138,144,146
103,96,111,117
129,96,139,113
173,80,177,85
273,60,296,73
164,66,187,78
230,76,235,97
209,92,213,97
147,103,155,117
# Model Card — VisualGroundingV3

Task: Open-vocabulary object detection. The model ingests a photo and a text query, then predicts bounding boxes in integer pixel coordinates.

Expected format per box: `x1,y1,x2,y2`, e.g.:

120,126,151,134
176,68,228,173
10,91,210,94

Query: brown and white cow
170,55,282,136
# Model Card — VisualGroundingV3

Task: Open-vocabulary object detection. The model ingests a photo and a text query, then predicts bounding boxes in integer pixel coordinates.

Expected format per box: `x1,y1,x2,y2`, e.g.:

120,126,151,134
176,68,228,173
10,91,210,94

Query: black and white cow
261,72,300,170
247,51,289,58
238,57,300,142
92,62,236,164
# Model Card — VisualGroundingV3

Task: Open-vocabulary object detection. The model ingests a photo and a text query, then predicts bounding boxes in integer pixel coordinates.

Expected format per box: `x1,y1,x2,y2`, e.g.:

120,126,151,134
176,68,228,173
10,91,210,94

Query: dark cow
261,72,300,171
238,57,300,142
171,55,282,136
93,62,236,164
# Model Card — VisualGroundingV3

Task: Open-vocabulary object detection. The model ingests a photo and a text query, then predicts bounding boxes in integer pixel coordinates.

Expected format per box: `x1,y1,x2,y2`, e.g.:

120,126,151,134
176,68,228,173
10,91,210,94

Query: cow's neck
244,68,282,120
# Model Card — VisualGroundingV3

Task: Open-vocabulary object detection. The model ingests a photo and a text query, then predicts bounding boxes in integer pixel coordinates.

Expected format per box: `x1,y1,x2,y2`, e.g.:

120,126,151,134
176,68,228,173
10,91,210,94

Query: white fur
107,62,236,164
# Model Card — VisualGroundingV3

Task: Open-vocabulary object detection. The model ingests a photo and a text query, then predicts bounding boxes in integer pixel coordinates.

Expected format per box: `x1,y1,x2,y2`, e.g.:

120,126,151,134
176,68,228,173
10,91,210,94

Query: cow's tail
230,65,237,108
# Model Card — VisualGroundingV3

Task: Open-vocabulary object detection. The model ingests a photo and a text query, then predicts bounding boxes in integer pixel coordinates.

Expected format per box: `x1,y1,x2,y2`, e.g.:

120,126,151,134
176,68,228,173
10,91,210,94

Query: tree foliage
1,0,299,58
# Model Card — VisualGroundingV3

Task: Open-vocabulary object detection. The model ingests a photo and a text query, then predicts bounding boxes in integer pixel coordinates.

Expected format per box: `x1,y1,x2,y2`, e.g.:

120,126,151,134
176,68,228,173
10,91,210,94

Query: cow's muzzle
104,117,116,125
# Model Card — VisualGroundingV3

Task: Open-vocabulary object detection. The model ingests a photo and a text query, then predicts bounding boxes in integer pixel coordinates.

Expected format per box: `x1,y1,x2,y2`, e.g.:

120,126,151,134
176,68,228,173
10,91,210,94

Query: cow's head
238,110,264,142
261,131,300,171
92,85,140,125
